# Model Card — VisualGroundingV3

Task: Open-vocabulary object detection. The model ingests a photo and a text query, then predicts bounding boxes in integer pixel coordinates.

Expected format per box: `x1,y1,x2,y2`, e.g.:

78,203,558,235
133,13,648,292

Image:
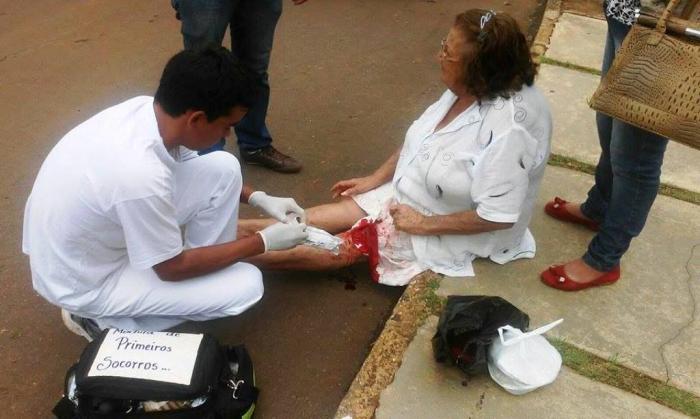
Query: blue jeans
174,0,282,153
580,17,668,272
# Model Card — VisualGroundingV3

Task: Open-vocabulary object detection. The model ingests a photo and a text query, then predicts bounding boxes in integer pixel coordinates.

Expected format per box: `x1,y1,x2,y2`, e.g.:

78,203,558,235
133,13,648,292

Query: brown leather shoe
241,146,302,173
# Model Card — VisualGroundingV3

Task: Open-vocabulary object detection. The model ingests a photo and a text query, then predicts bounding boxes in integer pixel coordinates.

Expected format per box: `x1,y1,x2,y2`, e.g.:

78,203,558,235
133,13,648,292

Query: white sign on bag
87,329,204,385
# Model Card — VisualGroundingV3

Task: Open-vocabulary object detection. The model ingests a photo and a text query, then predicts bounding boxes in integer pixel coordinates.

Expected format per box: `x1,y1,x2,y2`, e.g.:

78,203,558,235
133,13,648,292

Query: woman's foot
540,258,620,291
561,258,606,282
544,197,600,231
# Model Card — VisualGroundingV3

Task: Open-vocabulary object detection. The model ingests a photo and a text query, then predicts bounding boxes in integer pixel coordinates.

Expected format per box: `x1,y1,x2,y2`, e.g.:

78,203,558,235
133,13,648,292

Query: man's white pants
85,152,263,331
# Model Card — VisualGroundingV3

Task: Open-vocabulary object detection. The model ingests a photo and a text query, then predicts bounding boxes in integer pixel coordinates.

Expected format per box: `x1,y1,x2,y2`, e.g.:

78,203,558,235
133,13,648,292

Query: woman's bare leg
238,197,367,238
304,197,367,233
238,197,370,271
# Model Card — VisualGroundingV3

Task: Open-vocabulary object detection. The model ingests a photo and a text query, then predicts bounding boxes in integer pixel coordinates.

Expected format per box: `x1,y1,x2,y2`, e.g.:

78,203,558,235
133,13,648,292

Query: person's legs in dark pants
232,0,302,172
178,0,233,48
174,0,302,170
578,17,619,223
230,0,280,153
176,0,235,154
582,119,667,271
582,17,668,272
550,20,619,225
580,113,613,222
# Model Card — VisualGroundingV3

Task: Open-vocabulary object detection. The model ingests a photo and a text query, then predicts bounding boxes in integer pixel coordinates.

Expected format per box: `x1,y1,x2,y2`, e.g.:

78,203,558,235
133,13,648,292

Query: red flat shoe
540,264,620,291
544,197,600,231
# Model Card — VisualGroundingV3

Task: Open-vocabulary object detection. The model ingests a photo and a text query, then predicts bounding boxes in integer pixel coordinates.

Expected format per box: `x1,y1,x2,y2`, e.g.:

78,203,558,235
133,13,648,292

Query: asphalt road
0,1,544,417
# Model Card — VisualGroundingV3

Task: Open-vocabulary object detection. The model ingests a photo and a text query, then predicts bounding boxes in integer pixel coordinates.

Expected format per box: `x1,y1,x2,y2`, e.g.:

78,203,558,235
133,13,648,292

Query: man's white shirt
22,96,189,311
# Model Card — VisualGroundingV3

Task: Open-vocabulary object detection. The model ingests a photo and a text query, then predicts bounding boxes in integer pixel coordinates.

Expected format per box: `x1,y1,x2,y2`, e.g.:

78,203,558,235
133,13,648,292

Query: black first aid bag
53,329,257,419
432,296,529,375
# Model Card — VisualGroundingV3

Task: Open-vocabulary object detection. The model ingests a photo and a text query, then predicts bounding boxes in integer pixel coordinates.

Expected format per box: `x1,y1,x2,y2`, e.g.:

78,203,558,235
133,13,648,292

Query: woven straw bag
589,0,700,149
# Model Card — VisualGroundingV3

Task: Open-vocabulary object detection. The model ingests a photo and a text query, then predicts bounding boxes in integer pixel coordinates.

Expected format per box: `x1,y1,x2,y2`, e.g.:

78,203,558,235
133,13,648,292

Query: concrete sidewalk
438,166,700,395
370,164,698,418
338,9,700,419
376,318,687,419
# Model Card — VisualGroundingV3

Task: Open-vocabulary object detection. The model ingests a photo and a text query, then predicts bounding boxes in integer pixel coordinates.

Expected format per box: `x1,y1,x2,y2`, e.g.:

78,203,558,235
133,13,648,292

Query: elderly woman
240,9,552,285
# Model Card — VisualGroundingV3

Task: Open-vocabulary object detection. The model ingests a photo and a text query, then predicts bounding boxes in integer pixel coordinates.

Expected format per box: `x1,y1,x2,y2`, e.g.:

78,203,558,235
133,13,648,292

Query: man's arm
153,234,265,282
240,185,255,204
117,186,305,282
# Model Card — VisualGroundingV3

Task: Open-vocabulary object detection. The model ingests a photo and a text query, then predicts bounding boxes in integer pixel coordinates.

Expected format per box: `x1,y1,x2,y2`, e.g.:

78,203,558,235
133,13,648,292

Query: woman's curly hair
454,10,537,100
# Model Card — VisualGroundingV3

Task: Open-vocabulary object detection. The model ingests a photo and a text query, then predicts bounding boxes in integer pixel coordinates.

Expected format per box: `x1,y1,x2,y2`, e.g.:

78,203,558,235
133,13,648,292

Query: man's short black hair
155,45,259,121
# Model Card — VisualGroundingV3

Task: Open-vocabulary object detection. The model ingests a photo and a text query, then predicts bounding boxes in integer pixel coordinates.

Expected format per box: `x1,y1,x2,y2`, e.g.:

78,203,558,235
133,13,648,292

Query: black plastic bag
432,295,529,375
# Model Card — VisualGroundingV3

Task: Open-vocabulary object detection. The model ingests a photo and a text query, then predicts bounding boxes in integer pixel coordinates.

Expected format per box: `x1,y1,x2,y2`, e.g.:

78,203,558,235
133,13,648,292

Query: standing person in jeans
172,0,308,173
540,0,668,291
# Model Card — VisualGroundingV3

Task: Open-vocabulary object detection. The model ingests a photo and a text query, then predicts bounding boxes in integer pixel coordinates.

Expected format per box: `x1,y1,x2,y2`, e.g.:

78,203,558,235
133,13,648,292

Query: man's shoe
241,146,302,173
61,309,102,342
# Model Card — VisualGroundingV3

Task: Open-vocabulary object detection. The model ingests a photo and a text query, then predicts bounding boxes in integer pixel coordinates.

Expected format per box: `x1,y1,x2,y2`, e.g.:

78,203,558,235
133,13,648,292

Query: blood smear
347,219,380,283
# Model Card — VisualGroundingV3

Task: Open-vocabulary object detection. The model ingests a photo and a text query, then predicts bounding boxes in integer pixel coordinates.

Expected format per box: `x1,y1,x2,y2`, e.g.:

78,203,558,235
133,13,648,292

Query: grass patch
538,56,602,76
423,276,446,317
551,338,700,417
419,275,446,320
548,153,700,205
549,153,596,175
658,184,700,205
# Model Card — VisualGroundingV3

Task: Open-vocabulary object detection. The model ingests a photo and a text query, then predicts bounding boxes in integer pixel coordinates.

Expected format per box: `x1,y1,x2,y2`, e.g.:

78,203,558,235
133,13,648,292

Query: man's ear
185,110,208,128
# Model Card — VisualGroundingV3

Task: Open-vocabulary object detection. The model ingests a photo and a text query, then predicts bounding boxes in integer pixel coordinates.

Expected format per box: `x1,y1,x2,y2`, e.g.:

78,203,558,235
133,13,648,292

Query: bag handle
649,0,680,44
657,0,680,33
224,345,258,403
498,318,564,347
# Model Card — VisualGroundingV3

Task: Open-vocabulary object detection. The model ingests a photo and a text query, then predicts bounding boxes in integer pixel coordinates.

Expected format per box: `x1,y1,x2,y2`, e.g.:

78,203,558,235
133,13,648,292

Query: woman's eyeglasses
439,38,460,62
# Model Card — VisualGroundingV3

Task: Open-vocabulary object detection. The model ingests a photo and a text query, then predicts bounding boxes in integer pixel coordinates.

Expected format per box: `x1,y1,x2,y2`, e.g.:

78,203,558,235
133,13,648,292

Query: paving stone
376,317,688,419
538,63,700,193
437,166,700,395
546,12,606,71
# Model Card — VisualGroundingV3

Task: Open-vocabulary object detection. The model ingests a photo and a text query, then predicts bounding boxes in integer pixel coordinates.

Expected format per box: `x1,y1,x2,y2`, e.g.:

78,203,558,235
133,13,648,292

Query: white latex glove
257,221,308,252
248,191,306,223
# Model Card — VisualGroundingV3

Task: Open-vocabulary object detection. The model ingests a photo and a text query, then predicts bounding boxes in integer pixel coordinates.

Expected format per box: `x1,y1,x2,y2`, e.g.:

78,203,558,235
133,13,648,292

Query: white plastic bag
487,319,563,395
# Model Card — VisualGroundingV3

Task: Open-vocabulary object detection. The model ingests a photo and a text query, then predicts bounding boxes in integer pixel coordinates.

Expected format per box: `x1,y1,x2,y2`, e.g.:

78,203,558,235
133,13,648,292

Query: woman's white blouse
392,86,552,277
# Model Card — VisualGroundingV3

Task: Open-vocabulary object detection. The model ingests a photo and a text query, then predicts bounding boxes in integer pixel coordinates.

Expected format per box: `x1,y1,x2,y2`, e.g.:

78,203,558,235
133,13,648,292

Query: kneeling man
22,46,308,340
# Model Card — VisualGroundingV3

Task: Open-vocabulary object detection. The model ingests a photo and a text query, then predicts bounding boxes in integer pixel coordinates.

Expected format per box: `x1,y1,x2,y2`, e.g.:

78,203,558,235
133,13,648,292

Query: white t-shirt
392,86,552,277
22,96,190,312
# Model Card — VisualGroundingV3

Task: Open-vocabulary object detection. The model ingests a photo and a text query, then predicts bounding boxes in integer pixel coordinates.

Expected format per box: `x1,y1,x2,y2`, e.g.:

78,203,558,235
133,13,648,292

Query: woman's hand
331,148,401,199
389,204,427,234
331,174,382,199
